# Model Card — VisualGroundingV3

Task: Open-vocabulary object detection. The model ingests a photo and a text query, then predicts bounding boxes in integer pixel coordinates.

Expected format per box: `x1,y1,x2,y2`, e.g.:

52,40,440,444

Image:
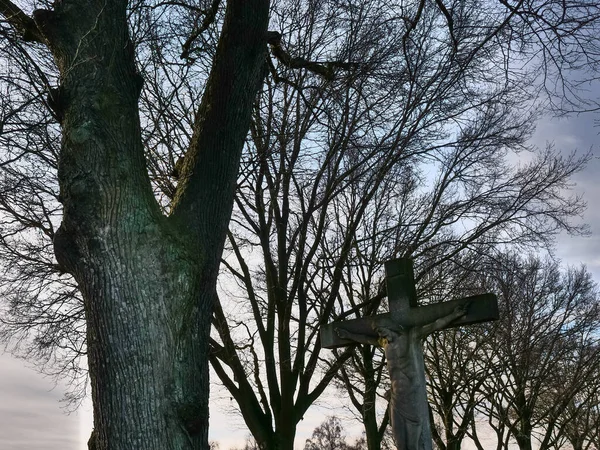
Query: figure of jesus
336,303,469,450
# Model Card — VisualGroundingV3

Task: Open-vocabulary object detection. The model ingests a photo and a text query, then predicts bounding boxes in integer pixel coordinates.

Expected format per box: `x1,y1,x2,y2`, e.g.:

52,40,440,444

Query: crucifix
321,258,498,450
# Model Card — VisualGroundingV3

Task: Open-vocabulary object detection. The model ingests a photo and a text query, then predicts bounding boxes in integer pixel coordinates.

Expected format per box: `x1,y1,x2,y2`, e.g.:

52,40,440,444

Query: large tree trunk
445,439,462,450
364,408,382,450
30,0,270,448
513,415,533,450
270,425,296,450
43,1,198,445
47,4,214,440
515,435,533,450
79,233,209,449
513,397,533,450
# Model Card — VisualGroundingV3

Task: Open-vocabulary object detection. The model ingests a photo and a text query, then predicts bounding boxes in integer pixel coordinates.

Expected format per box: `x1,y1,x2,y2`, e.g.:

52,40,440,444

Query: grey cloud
0,353,79,450
531,110,600,280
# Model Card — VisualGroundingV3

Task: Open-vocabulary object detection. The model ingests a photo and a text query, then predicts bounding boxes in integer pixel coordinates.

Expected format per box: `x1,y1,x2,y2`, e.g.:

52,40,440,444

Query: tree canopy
0,0,598,449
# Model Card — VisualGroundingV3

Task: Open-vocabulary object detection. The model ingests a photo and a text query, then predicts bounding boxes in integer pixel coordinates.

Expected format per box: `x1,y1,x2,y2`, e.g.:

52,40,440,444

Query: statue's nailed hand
455,302,470,317
335,327,351,339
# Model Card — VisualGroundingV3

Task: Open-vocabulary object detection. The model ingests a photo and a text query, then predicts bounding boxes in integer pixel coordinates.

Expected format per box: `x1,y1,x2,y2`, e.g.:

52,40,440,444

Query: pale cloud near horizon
0,353,79,450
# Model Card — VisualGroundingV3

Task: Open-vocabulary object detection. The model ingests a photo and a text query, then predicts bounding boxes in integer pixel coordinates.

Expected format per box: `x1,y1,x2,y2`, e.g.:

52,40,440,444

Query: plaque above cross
321,258,499,348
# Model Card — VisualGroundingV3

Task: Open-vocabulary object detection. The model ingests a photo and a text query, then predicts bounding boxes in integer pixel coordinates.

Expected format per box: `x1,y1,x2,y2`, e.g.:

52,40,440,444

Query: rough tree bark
0,0,269,449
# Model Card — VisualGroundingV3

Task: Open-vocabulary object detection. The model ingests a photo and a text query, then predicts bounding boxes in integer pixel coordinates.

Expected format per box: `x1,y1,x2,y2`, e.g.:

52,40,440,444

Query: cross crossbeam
321,258,498,349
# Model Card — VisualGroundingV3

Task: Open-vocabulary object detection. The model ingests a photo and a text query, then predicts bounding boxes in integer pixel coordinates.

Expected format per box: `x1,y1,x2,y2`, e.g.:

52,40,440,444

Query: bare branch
0,0,44,43
266,31,358,81
180,0,221,61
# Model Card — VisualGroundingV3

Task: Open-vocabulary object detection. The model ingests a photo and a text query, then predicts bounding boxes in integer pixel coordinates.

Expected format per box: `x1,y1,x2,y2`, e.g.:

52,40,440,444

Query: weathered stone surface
321,259,498,349
321,258,498,450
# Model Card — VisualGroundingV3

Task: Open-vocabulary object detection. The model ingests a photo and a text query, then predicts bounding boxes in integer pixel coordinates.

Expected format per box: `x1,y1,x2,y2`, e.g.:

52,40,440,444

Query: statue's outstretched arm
419,302,469,337
335,327,380,346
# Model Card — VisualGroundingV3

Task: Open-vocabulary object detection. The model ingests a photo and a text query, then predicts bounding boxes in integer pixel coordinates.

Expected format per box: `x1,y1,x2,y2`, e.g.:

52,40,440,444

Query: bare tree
557,367,600,450
426,322,491,450
304,416,351,450
205,0,600,445
0,12,85,390
470,254,600,450
304,416,367,450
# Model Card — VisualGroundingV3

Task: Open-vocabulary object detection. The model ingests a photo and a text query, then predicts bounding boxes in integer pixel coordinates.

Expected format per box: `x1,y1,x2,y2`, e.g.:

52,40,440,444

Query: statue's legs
390,414,423,450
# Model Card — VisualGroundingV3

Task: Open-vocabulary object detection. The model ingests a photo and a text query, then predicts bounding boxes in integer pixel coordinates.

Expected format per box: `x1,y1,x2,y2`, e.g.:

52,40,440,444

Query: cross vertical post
321,258,498,450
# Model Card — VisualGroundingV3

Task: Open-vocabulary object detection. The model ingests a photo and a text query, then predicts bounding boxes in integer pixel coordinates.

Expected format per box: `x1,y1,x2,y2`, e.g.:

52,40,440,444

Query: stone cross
321,258,498,450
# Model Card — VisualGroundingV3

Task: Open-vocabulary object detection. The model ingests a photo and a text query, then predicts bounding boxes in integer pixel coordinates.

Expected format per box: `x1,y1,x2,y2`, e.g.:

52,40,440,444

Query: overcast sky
533,113,600,282
0,353,79,449
1,108,599,450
